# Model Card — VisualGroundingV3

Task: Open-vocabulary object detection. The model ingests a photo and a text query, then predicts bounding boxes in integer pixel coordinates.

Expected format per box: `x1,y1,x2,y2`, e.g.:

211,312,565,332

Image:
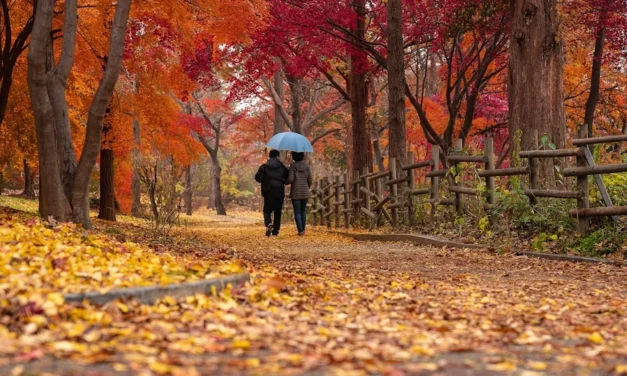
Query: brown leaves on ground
1,209,626,375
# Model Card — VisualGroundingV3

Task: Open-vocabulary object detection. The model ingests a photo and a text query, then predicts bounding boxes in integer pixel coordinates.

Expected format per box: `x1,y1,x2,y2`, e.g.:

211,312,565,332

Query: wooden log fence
306,134,627,236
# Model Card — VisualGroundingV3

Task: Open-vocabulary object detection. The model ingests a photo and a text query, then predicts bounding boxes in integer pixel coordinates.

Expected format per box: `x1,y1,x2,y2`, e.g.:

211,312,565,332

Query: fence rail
307,133,627,236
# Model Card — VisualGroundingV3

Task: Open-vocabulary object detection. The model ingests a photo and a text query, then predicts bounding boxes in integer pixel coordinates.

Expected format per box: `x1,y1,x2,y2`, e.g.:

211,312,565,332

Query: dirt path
4,217,627,376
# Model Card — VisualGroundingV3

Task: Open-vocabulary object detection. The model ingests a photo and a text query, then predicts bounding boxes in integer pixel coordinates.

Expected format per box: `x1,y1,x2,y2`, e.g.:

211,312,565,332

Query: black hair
269,150,280,158
292,152,305,162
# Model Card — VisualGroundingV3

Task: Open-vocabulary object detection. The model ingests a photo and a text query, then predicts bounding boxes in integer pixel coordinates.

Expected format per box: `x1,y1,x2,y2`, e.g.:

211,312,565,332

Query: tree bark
287,74,302,133
273,59,285,135
70,0,131,228
349,0,371,174
386,0,406,165
98,146,116,221
509,0,566,186
131,119,142,217
209,152,226,215
0,2,34,128
27,0,69,220
22,159,35,198
47,0,78,196
184,165,192,215
583,23,605,136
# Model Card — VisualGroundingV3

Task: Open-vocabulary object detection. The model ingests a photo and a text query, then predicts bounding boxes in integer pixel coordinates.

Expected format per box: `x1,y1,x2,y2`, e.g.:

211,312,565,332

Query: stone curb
328,230,622,266
329,231,484,250
63,273,250,305
514,251,622,266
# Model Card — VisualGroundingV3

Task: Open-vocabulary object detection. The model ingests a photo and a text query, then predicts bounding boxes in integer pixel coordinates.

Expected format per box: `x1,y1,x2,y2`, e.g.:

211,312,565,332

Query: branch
302,99,346,131
261,77,294,130
311,128,341,145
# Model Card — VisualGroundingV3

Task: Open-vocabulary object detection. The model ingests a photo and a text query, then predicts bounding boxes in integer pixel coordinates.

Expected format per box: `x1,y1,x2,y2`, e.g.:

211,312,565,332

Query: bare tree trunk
70,0,131,228
386,0,406,165
184,165,192,215
131,119,142,217
0,2,34,128
350,0,372,174
509,0,566,186
27,0,69,221
584,23,605,136
273,59,285,135
98,146,116,221
22,159,35,198
209,152,226,215
287,74,302,133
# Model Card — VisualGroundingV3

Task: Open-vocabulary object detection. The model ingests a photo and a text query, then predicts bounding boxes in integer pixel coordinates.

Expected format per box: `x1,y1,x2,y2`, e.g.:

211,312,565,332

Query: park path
4,214,627,376
185,219,627,375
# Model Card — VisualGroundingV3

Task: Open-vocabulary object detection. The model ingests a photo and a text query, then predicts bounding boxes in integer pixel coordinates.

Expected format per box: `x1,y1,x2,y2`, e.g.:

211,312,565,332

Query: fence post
353,169,361,227
343,172,350,229
576,126,590,235
390,158,398,227
334,174,341,228
311,180,320,226
453,139,463,215
320,177,327,227
529,130,539,206
326,177,332,229
375,172,384,227
430,144,440,216
484,137,495,209
362,166,370,229
407,151,415,226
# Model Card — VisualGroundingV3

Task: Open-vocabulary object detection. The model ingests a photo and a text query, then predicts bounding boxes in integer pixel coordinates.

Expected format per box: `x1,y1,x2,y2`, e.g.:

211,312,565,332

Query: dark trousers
292,199,308,233
263,196,284,235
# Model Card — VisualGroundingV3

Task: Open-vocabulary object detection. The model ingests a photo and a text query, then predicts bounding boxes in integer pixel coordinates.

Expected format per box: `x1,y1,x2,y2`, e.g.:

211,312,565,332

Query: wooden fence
308,133,627,236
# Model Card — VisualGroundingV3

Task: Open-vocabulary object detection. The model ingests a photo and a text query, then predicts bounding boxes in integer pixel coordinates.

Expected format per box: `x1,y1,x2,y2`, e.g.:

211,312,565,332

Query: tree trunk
0,4,34,128
287,74,302,133
27,0,69,221
349,0,372,174
209,152,226,215
386,0,406,165
22,160,35,198
273,60,285,135
509,0,566,186
98,147,116,221
69,0,131,228
131,119,142,217
584,23,605,136
184,165,193,215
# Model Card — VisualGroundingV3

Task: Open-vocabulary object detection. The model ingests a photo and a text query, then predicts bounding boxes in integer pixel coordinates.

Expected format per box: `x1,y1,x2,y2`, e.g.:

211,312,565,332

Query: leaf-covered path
3,213,627,375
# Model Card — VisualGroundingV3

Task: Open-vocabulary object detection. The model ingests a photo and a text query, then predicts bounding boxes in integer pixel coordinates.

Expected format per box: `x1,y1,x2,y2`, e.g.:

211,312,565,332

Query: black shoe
266,224,273,237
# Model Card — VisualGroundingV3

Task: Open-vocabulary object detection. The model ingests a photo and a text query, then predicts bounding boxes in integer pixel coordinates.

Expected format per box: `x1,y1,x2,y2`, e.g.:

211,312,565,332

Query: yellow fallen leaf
588,332,604,344
149,361,172,375
245,358,260,367
529,361,548,371
232,339,251,350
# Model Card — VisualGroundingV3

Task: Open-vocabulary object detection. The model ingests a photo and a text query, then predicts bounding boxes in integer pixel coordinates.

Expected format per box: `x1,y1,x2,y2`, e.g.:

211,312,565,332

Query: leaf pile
0,211,626,375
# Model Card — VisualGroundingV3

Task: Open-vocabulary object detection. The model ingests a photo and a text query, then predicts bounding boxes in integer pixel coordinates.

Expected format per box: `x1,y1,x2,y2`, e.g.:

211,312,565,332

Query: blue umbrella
266,132,313,153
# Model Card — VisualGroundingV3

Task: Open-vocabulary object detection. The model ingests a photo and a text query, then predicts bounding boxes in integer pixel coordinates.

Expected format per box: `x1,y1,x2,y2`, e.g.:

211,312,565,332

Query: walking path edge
63,273,251,305
328,230,623,266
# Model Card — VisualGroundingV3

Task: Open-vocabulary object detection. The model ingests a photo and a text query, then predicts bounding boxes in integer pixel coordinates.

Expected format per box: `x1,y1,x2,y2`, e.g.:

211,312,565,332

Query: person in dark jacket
286,152,312,236
255,150,288,236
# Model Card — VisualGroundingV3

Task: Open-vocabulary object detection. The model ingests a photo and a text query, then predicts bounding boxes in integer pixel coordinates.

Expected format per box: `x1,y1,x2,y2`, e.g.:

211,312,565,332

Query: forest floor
0,197,626,375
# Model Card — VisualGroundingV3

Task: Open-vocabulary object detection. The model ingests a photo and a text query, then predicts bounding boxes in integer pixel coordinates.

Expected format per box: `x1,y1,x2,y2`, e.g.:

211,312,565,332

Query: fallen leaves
0,208,626,375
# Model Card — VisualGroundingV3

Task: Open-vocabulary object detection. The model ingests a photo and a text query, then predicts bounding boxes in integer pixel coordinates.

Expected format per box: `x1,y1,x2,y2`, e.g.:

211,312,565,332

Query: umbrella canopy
266,132,313,153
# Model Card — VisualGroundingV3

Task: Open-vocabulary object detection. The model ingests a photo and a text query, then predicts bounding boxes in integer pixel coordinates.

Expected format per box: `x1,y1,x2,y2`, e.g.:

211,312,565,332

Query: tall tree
349,0,371,173
27,0,132,227
386,0,406,166
509,0,566,184
0,0,33,127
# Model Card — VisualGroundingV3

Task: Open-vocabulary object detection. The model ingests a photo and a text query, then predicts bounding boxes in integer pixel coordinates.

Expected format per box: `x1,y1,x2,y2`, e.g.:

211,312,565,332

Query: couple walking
255,150,312,237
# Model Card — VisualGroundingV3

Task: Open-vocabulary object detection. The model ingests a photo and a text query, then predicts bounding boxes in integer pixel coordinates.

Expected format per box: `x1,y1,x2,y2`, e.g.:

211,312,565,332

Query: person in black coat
255,150,288,236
